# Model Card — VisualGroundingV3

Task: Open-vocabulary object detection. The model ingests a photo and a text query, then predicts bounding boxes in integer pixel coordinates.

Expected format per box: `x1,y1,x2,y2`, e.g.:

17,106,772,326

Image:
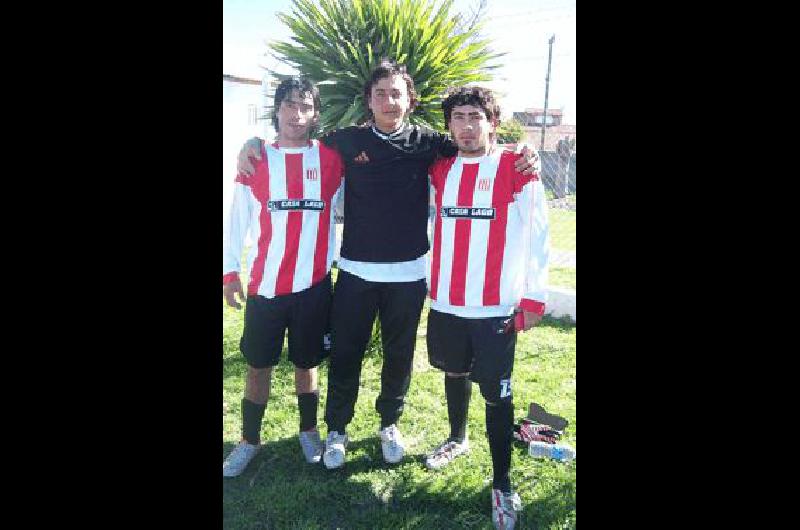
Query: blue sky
223,0,576,123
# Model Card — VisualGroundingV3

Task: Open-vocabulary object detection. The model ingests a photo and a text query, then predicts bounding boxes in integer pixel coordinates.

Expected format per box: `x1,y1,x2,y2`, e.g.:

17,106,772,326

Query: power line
484,2,576,18
486,11,576,21
498,52,575,60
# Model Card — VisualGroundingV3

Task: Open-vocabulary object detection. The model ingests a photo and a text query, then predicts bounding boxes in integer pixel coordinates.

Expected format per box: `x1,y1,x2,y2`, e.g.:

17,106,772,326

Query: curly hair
441,86,501,126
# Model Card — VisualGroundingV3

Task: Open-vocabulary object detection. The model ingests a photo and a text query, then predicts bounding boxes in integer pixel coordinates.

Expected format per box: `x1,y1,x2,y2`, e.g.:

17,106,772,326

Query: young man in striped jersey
424,86,549,530
236,60,538,471
222,77,344,477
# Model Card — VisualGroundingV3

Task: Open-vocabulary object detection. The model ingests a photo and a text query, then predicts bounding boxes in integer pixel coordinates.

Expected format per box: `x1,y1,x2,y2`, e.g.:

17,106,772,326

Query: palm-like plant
269,0,502,133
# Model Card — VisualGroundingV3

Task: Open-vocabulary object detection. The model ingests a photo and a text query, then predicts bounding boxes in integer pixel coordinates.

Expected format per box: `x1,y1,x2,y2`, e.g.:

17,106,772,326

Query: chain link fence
539,142,576,283
540,146,576,204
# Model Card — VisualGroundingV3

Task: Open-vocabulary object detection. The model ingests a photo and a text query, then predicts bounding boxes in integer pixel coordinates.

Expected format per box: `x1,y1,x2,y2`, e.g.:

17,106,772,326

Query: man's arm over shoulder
427,127,457,158
237,137,266,177
319,126,362,158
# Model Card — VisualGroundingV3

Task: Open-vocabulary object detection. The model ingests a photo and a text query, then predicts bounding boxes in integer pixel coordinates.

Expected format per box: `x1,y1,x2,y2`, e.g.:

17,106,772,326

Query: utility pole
539,34,555,152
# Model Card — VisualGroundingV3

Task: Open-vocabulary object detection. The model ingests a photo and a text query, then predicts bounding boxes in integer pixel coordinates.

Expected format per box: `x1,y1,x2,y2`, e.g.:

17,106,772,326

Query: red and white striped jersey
223,140,344,298
428,150,549,318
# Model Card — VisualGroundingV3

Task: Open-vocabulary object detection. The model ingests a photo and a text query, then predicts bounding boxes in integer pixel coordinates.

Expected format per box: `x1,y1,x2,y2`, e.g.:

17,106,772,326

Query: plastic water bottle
528,441,575,462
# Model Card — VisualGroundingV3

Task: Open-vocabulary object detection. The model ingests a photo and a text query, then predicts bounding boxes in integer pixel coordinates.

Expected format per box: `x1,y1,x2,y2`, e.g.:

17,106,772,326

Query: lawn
548,209,575,252
223,284,576,529
547,208,576,290
549,267,576,290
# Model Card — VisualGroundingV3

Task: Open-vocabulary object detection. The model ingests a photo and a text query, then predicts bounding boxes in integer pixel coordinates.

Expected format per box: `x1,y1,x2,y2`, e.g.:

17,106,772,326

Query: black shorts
240,274,333,369
426,309,516,386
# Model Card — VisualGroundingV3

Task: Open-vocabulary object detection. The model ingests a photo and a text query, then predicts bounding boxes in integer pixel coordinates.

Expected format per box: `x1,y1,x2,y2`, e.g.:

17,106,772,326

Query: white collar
370,123,409,140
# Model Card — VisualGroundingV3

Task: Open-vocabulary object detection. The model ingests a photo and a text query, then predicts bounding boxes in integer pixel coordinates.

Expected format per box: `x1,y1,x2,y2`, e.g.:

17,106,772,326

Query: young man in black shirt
235,59,537,469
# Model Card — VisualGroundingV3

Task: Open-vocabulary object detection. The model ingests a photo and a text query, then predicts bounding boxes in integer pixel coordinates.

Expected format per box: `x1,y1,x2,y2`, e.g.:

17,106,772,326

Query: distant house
511,108,576,195
512,108,576,151
223,73,271,143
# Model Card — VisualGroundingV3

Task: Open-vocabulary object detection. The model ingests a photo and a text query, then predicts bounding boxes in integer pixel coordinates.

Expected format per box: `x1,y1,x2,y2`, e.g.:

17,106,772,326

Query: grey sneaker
222,441,260,477
424,438,470,470
379,424,405,464
323,431,348,469
491,489,522,530
299,429,323,464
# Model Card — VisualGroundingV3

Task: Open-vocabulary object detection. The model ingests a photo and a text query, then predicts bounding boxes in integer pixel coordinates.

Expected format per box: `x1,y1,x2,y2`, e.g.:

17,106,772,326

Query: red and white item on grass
513,419,561,445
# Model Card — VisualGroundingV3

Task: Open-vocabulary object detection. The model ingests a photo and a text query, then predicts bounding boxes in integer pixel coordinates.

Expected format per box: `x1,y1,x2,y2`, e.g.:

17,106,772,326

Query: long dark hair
272,77,321,134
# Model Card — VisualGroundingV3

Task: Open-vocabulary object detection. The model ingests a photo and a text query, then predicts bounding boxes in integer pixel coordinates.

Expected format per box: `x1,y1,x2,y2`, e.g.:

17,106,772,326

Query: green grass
223,290,576,529
548,209,576,252
549,267,576,290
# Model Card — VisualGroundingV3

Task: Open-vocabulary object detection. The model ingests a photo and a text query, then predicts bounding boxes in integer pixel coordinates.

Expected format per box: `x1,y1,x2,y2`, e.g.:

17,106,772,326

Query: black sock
486,400,514,493
297,392,319,431
445,374,472,443
242,398,266,445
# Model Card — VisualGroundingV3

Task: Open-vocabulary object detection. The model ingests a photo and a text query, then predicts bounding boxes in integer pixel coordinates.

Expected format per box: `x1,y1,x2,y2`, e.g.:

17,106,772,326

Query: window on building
247,104,258,125
533,114,560,126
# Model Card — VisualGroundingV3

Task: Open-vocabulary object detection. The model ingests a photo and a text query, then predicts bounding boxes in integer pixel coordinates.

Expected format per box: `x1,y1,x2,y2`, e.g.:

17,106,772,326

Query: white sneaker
491,489,522,530
299,429,324,464
323,431,348,469
424,438,470,470
379,424,405,464
222,441,260,477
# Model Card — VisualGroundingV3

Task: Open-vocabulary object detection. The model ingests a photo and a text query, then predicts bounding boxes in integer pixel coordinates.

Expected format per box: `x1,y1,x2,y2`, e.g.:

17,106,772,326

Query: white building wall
223,76,274,224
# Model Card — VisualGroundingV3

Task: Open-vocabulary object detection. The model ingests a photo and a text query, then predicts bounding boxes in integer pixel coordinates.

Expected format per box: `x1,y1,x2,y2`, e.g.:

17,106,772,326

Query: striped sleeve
517,168,550,315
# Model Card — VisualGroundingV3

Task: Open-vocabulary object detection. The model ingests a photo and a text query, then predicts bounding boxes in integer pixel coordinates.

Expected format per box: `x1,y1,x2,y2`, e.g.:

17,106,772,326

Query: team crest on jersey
305,167,319,181
477,178,491,192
